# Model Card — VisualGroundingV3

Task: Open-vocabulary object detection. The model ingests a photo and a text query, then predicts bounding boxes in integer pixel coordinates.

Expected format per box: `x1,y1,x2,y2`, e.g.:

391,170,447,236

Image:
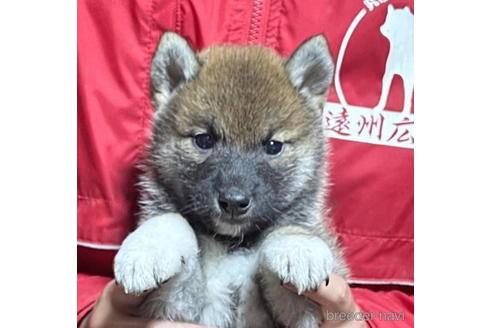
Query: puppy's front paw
114,238,183,295
259,234,334,293
113,213,198,295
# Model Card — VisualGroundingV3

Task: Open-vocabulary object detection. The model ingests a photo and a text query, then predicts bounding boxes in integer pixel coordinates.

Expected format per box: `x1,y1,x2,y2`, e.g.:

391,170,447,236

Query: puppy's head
148,32,334,237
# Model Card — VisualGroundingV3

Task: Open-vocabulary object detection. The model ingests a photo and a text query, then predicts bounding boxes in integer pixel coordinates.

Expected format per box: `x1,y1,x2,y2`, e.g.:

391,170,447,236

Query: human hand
283,274,369,328
79,280,214,328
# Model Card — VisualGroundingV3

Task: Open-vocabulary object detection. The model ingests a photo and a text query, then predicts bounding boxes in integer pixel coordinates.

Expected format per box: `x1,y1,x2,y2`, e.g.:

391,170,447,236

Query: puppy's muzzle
217,187,252,217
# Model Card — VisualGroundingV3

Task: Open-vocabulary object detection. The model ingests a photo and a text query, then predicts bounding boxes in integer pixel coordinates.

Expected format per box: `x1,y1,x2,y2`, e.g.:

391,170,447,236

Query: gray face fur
140,32,334,240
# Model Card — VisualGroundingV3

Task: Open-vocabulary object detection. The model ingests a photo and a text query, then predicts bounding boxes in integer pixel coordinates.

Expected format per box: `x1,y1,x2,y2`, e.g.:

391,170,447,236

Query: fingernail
283,283,297,292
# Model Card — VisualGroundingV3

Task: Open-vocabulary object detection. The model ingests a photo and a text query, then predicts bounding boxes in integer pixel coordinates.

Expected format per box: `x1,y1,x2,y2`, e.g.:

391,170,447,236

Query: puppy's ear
151,32,199,105
285,35,334,108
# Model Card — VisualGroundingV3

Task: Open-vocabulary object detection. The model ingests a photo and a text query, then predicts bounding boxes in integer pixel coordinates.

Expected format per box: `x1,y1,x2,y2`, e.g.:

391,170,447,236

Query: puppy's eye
264,140,283,155
194,133,215,150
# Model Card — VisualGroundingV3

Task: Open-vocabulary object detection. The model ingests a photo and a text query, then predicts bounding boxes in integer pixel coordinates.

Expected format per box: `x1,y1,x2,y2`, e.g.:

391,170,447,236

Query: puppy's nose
218,188,251,216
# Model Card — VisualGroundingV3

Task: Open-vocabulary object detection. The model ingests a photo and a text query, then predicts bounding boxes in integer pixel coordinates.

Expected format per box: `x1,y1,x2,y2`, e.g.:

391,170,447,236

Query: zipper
247,0,265,44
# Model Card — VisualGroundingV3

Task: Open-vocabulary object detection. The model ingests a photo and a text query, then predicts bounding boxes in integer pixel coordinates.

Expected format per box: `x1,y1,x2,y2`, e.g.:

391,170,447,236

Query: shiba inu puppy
114,31,349,328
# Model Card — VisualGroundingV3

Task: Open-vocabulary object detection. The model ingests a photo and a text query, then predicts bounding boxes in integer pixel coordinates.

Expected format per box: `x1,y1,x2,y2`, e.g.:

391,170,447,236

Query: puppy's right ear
151,32,199,105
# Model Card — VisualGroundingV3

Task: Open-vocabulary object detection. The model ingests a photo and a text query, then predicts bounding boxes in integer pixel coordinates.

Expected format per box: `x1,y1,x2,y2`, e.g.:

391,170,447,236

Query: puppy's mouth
212,214,254,237
221,211,252,224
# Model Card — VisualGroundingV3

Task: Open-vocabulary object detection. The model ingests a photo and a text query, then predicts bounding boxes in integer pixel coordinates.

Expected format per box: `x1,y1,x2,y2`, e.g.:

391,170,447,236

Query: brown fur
162,45,321,151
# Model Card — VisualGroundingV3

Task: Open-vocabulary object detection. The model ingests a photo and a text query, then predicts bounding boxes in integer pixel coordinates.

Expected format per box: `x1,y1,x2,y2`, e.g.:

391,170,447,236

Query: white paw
259,234,334,293
113,213,199,295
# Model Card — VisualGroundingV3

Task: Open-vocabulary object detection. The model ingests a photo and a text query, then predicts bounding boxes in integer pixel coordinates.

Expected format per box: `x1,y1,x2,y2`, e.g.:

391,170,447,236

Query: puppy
114,32,349,328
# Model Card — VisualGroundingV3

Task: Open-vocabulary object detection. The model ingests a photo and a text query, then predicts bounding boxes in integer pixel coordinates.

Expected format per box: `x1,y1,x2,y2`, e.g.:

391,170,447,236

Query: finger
283,274,358,312
104,280,154,312
304,274,358,312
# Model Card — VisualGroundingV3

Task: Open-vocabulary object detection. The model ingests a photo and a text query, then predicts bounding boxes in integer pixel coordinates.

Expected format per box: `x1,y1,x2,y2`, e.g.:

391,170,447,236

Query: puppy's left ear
151,32,199,106
285,35,334,108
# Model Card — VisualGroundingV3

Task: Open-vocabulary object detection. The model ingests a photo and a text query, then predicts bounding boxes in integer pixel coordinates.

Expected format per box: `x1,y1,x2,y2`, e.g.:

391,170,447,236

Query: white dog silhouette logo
324,2,414,149
374,5,414,115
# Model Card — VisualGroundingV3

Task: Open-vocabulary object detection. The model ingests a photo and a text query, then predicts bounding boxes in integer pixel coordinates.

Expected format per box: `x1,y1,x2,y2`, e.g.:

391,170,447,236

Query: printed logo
324,1,414,149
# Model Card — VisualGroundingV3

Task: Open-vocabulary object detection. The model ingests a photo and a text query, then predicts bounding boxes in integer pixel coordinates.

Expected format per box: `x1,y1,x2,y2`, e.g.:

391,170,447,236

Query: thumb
105,280,154,313
284,274,359,313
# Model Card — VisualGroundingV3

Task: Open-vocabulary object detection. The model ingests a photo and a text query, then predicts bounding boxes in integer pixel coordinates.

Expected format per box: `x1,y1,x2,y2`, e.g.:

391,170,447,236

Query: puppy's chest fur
197,235,274,327
138,231,275,327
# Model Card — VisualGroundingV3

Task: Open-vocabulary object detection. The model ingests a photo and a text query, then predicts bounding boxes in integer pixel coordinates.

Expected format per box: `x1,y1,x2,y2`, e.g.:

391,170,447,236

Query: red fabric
352,287,414,328
78,0,414,325
77,273,112,323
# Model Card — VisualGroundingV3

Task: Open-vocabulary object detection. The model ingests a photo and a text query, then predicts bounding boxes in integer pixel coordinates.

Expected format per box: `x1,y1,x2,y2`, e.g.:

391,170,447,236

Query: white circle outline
334,8,367,110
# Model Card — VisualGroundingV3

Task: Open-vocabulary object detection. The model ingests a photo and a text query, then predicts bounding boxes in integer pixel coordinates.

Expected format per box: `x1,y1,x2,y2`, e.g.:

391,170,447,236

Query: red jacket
78,0,414,326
